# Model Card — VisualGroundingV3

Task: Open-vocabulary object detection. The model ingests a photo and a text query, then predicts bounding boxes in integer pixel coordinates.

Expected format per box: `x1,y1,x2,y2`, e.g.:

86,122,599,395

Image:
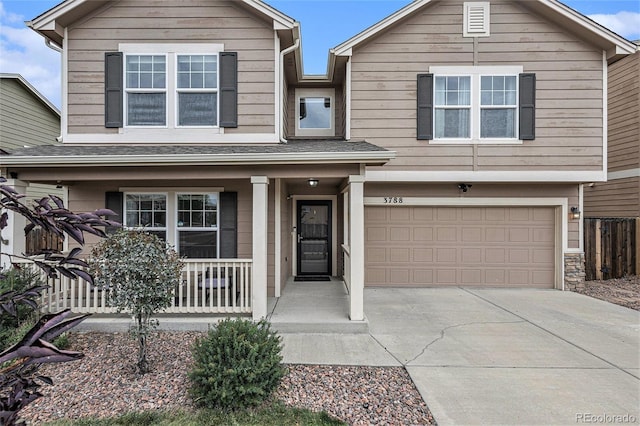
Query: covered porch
3,141,393,323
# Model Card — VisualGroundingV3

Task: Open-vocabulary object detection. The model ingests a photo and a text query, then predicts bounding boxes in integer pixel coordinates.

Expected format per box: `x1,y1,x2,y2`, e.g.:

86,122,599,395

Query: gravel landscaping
19,277,637,425
20,331,435,425
572,275,639,311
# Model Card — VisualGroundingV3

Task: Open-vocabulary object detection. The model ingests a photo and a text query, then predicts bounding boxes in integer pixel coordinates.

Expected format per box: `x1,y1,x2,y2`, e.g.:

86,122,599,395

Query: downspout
44,38,64,143
279,33,300,143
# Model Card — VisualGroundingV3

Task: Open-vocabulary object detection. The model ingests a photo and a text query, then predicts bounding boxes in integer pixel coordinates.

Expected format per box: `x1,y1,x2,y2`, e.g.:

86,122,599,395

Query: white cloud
588,11,640,41
0,1,61,107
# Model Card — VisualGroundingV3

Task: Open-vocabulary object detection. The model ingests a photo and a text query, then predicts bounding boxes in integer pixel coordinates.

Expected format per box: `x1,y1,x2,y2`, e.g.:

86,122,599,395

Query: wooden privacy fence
584,218,639,281
26,228,63,255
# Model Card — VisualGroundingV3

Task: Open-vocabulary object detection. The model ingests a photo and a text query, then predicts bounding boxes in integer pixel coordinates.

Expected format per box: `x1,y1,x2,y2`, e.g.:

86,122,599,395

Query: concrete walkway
275,286,640,425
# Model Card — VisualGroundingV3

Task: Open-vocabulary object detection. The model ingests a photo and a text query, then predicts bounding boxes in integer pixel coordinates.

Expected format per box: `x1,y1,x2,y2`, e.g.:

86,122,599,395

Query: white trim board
365,170,606,183
608,168,640,180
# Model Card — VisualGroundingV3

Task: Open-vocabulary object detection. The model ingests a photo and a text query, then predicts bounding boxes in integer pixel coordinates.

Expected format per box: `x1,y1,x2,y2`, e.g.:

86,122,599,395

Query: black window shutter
219,52,238,128
219,192,237,258
519,73,536,140
104,52,123,128
417,73,434,140
105,192,124,234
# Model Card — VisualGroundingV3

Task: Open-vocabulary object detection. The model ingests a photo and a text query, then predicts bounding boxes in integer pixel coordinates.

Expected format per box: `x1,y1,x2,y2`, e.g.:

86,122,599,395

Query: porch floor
267,277,368,334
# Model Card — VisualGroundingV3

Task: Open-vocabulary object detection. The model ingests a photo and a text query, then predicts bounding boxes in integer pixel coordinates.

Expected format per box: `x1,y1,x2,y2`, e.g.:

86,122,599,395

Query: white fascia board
538,0,637,54
28,0,97,31
365,170,606,183
3,151,395,167
242,0,295,29
332,0,433,56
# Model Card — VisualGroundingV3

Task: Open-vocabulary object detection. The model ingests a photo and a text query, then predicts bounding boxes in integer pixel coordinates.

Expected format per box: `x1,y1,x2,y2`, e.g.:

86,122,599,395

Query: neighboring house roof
2,140,394,166
332,0,637,63
0,73,60,118
27,0,296,47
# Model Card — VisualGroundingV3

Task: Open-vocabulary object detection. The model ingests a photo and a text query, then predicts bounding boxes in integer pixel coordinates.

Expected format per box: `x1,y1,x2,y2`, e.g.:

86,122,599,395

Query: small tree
89,230,183,373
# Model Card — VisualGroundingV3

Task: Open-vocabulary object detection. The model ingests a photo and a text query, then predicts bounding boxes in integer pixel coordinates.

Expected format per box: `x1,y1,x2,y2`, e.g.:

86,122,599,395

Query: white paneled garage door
364,206,556,288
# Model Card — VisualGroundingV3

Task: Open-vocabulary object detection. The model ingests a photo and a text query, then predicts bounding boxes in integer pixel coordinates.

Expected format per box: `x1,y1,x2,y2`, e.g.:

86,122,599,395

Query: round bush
189,318,285,410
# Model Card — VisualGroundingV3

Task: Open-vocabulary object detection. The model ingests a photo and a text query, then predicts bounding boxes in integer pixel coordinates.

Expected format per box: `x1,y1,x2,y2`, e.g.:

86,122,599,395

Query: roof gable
332,0,636,63
28,0,296,47
0,73,60,117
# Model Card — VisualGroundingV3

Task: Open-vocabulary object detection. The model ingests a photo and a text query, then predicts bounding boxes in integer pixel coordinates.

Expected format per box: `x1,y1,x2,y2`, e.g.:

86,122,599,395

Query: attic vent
464,2,490,37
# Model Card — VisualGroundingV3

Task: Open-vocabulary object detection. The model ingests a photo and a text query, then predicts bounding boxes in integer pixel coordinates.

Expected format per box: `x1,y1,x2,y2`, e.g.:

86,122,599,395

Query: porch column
251,176,269,320
348,175,365,321
1,179,28,269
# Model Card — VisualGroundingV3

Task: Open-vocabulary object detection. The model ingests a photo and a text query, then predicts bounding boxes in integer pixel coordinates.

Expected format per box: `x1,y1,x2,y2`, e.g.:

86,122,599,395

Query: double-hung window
418,66,535,143
123,192,219,258
125,55,167,126
125,193,167,240
106,44,237,132
177,193,218,258
177,55,218,126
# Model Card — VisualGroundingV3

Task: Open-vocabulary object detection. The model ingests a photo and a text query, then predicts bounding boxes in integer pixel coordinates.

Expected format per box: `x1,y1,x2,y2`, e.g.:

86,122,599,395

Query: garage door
364,206,555,288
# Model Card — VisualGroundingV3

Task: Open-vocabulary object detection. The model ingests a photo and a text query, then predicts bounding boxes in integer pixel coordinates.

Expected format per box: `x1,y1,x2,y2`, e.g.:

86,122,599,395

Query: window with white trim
125,193,167,240
121,44,223,129
295,88,335,137
177,193,218,258
124,191,219,258
429,66,524,144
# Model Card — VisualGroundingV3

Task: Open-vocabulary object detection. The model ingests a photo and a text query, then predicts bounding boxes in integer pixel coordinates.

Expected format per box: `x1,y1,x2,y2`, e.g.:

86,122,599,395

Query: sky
1,0,639,108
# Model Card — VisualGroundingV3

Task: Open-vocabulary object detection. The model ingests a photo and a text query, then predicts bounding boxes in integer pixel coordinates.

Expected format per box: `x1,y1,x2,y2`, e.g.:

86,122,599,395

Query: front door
297,200,332,276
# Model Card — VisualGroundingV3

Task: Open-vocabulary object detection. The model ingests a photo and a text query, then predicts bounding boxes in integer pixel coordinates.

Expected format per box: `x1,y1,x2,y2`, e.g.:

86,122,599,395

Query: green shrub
0,268,42,347
189,318,285,411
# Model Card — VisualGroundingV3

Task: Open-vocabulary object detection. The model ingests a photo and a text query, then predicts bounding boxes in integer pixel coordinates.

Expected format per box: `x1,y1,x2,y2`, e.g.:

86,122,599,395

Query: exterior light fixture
457,183,472,192
570,207,581,220
308,178,319,187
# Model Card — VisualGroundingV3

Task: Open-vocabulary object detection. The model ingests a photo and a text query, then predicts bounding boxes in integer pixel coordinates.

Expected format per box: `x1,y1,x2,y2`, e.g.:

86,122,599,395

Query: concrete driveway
364,287,640,425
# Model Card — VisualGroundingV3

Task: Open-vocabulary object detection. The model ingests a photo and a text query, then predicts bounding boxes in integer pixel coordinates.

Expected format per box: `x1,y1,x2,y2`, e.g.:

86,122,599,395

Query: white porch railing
15,259,252,315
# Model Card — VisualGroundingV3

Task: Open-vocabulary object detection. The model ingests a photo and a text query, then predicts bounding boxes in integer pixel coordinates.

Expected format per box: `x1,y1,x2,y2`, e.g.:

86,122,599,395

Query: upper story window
295,88,335,137
417,66,536,144
123,46,220,128
126,55,167,126
105,44,237,131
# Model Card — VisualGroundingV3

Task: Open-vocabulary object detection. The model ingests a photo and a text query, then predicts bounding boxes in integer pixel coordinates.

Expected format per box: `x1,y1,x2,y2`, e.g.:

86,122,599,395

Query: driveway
364,287,640,425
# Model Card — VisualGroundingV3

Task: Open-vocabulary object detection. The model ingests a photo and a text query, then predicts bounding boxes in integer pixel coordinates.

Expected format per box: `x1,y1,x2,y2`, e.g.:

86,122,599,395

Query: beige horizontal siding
0,79,59,153
350,0,604,172
584,177,640,218
66,0,276,135
608,52,640,172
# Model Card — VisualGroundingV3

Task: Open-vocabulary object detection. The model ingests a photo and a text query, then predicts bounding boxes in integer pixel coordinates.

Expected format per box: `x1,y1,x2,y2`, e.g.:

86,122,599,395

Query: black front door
297,200,332,276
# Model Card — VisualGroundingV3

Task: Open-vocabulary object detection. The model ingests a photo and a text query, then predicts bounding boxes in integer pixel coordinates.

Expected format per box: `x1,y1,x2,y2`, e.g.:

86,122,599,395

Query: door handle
298,234,303,243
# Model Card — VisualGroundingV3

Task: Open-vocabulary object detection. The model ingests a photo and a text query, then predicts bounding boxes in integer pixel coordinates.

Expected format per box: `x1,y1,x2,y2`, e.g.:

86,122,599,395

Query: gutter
279,27,300,144
2,151,396,167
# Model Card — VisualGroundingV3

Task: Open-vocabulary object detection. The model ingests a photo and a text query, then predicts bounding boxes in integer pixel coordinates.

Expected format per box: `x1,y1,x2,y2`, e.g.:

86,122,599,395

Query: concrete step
269,318,369,334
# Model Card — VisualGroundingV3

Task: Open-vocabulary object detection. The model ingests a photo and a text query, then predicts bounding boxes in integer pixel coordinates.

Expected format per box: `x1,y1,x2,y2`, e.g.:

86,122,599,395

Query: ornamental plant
89,230,183,373
1,176,115,425
189,318,285,411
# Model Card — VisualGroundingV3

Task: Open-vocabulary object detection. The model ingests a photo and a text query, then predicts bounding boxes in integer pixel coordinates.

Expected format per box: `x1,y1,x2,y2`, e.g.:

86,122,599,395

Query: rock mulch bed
20,331,435,425
573,275,639,311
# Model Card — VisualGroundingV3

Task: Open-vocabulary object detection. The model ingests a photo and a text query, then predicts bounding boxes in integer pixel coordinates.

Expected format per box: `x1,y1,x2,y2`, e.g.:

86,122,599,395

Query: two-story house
1,0,635,322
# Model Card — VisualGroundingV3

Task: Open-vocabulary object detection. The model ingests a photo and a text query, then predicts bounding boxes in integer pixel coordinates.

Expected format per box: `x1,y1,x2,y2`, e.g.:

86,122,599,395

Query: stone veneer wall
565,252,586,291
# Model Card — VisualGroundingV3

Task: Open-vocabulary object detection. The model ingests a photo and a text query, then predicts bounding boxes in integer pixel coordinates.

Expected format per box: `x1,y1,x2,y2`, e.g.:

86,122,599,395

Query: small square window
295,88,335,137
